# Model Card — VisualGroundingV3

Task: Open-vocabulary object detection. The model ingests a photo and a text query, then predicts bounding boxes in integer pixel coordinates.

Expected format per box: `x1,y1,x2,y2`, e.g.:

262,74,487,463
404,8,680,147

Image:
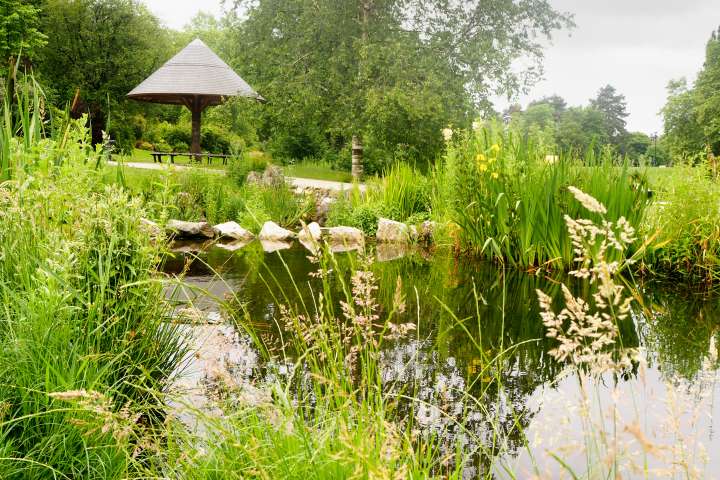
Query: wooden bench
150,151,232,166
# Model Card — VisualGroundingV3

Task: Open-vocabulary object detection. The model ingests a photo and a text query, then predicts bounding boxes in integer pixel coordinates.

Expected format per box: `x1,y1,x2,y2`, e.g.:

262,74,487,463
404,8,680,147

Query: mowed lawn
116,148,352,182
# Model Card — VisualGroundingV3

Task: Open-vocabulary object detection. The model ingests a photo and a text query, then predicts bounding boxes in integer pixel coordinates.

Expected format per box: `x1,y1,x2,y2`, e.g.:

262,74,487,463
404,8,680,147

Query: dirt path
107,161,365,192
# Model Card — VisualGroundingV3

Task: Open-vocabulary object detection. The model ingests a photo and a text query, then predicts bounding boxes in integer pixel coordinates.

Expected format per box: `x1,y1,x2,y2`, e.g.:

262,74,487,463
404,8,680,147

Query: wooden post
351,135,363,182
191,96,202,154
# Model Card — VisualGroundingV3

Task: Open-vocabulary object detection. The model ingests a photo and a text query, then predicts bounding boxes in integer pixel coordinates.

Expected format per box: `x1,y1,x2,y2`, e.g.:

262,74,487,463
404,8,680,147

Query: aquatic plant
440,121,649,270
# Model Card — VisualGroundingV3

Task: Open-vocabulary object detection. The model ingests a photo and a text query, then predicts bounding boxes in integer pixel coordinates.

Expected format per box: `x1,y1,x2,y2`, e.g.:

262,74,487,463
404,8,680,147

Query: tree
228,0,573,170
623,131,651,163
661,78,705,160
528,94,567,121
589,84,628,147
36,0,171,145
556,106,609,153
694,26,720,155
0,0,46,76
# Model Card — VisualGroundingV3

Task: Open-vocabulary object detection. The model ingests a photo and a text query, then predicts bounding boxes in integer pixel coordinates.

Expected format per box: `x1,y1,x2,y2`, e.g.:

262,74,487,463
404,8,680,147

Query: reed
441,121,649,270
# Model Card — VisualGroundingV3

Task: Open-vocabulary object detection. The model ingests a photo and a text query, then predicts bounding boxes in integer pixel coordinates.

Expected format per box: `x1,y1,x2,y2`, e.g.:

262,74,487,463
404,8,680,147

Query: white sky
143,0,719,134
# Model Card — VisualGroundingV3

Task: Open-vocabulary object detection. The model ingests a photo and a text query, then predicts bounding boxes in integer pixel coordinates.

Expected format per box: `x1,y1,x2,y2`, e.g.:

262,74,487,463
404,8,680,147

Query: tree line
662,26,720,163
505,85,668,165
7,1,717,171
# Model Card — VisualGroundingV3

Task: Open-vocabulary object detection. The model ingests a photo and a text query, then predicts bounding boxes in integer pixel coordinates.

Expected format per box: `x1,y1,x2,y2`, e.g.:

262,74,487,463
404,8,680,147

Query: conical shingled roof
127,39,263,105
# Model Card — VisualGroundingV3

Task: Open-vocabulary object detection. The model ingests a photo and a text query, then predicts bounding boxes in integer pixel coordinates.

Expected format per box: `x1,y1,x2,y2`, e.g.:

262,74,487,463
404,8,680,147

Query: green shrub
171,141,189,152
326,194,397,236
163,123,191,148
238,183,314,231
135,140,154,150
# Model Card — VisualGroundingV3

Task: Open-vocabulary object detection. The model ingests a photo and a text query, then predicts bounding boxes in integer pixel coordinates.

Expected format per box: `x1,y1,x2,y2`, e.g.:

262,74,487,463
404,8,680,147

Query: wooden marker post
351,135,363,182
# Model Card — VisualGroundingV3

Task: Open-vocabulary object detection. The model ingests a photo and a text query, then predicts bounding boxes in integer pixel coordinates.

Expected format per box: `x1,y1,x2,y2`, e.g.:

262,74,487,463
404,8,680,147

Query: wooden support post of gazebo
127,39,264,156
190,96,203,154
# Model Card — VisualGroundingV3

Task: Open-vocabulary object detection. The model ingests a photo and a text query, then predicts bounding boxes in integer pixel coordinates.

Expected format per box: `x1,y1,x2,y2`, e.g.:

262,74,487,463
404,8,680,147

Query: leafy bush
201,125,233,153
163,123,191,148
135,140,154,150
238,183,315,231
171,141,189,152
326,194,397,236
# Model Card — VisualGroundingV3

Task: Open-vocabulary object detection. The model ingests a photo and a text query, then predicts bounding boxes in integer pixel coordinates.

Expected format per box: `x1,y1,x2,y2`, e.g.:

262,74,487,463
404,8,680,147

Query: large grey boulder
258,221,295,241
418,220,436,244
213,221,255,241
298,222,322,243
324,226,364,251
167,219,215,239
246,171,262,185
376,218,414,243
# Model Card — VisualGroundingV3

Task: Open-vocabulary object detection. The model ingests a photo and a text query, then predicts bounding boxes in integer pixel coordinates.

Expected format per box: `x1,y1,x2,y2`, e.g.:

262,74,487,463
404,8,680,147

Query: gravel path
108,161,365,192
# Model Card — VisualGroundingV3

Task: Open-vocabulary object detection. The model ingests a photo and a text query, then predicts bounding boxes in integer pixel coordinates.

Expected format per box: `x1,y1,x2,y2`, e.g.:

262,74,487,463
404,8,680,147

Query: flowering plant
537,187,639,374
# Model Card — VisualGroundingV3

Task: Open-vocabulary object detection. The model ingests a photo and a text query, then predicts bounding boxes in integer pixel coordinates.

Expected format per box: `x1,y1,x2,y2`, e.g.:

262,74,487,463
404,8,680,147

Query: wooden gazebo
127,38,263,154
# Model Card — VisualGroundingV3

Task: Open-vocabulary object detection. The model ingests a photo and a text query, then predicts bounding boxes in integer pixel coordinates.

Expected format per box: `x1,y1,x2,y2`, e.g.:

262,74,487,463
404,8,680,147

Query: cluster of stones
142,216,434,255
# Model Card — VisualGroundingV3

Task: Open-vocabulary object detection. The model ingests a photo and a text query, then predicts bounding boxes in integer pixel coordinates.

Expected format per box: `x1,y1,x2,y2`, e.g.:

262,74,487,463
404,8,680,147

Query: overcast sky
143,0,719,134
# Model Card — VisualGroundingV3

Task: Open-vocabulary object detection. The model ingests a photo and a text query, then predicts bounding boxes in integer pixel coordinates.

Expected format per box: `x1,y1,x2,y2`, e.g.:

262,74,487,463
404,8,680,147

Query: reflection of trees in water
379,339,543,477
166,246,720,471
636,283,720,384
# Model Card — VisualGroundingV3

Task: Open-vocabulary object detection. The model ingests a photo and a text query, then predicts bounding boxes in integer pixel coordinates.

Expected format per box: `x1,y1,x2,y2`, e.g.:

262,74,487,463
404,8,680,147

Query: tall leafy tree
589,84,628,146
661,78,705,160
229,0,572,170
528,94,566,121
556,106,609,153
694,26,720,155
0,0,46,76
36,0,171,144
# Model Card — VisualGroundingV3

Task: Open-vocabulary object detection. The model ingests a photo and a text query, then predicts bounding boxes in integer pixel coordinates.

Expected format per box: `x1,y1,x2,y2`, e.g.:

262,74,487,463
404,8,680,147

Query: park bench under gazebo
127,38,263,165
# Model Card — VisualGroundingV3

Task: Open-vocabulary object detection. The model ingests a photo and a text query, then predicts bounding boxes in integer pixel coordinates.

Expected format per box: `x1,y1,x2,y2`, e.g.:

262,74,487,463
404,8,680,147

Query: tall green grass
0,85,187,478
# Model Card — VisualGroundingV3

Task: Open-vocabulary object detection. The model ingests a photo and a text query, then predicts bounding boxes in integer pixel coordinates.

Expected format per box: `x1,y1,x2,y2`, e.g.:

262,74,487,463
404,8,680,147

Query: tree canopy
225,0,572,170
4,0,577,164
36,0,171,143
661,26,720,160
0,0,46,76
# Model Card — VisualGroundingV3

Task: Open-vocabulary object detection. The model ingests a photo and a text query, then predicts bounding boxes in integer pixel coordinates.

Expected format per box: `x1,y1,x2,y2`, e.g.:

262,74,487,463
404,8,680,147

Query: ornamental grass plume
537,186,638,374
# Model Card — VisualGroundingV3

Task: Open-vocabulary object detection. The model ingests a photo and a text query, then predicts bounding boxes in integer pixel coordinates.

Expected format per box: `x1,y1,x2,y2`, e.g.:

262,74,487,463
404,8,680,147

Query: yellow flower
478,163,488,172
476,153,486,162
487,156,496,164
490,144,500,154
491,172,499,179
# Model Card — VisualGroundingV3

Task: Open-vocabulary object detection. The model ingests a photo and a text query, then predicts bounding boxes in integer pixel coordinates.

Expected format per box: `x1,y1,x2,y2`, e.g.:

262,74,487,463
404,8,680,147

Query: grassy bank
113,119,720,285
0,171,186,477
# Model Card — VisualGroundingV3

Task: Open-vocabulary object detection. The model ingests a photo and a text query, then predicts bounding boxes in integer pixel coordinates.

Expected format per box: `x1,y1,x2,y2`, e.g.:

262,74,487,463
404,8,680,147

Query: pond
163,241,720,478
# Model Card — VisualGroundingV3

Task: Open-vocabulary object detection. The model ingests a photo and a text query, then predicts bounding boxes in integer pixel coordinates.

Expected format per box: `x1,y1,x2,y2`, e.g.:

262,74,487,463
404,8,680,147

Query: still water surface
163,241,720,478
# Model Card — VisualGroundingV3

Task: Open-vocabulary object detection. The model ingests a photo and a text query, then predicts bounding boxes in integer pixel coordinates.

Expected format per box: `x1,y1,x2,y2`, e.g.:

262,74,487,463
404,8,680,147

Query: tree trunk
191,96,202,154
